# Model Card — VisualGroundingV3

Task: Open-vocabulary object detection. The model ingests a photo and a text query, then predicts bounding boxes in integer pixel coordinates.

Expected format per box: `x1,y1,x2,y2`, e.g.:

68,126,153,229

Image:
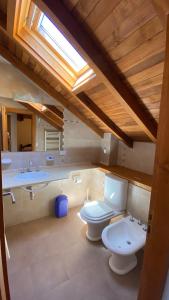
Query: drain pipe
22,183,49,200
3,191,16,204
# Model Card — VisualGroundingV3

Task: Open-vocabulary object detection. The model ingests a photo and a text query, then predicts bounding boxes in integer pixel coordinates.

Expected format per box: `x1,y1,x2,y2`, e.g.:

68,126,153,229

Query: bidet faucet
143,224,148,232
129,214,134,222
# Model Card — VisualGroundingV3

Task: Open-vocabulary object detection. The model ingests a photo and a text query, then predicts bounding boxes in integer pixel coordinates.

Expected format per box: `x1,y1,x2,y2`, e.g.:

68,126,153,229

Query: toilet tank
104,174,128,211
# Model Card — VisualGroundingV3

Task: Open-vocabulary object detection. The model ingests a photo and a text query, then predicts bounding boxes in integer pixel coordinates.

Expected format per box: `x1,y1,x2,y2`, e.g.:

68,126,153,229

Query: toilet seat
80,201,118,223
79,174,128,241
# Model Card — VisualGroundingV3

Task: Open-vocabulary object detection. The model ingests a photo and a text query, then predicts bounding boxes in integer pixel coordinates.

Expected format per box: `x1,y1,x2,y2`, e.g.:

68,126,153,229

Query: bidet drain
126,240,131,245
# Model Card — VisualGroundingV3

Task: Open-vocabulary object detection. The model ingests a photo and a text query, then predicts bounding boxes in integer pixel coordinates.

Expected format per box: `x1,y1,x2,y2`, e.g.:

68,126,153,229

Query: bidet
102,216,147,275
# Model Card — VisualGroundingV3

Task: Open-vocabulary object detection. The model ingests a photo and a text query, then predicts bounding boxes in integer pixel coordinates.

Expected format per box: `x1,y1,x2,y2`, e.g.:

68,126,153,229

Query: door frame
0,150,10,300
138,14,169,300
0,106,36,151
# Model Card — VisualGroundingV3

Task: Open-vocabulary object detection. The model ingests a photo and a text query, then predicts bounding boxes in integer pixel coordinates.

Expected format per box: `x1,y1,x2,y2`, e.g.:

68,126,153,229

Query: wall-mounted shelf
96,163,152,191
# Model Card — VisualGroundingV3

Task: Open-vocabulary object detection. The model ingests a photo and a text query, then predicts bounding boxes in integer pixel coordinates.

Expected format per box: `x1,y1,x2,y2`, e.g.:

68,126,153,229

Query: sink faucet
27,160,33,172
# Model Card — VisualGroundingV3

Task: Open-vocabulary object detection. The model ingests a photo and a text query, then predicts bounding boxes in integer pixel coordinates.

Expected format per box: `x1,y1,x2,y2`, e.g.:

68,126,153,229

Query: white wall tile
117,141,155,174
4,169,105,227
127,184,151,223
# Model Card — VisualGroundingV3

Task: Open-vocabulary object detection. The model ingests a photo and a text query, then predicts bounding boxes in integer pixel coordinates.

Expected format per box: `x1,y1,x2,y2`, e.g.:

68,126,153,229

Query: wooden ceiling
0,0,168,146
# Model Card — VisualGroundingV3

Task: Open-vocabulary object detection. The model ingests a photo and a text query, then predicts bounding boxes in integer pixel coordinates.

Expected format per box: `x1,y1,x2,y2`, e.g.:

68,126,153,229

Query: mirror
6,111,35,152
0,101,64,152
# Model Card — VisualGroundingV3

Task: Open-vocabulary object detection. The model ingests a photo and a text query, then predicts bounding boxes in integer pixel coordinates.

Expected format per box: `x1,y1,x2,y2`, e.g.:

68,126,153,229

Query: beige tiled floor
6,207,143,300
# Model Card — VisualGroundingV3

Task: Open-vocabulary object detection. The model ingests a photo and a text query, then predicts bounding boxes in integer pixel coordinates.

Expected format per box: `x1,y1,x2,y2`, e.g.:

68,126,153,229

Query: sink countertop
2,164,97,190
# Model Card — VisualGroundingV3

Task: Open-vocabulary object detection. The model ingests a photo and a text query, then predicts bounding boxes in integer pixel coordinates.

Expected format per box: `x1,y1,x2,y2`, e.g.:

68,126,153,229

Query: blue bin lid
56,194,68,201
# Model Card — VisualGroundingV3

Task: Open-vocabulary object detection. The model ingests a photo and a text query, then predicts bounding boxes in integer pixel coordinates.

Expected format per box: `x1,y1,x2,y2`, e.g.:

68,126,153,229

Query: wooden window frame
12,0,95,91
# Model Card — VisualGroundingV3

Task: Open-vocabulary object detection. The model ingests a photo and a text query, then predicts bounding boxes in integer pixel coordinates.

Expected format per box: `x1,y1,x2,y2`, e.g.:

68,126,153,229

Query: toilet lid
81,201,115,220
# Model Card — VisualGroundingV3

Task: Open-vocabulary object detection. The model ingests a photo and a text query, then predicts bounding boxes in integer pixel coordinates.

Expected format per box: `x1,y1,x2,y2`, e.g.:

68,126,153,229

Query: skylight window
38,15,87,72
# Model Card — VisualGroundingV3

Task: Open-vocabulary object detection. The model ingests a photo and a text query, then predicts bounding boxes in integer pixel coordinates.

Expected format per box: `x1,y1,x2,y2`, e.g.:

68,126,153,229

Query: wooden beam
152,0,169,28
5,107,33,115
44,104,63,120
77,92,133,147
0,43,103,138
34,0,158,142
20,102,63,131
7,0,19,37
30,103,64,127
0,10,6,31
138,14,169,300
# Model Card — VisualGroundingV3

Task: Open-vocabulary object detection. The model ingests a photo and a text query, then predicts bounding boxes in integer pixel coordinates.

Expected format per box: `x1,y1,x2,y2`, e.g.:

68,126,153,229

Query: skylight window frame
38,14,88,73
29,8,89,77
14,1,95,91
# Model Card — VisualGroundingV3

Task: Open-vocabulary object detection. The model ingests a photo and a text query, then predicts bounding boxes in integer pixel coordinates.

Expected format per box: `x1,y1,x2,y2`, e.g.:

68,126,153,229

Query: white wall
3,167,151,227
10,113,17,152
63,110,102,164
0,61,104,163
117,141,153,223
35,117,62,151
127,184,151,223
117,141,156,174
35,110,102,162
100,133,118,165
0,62,56,104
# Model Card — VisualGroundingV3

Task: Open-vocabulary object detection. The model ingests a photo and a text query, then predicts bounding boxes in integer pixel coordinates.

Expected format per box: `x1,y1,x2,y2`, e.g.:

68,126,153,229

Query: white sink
15,171,49,181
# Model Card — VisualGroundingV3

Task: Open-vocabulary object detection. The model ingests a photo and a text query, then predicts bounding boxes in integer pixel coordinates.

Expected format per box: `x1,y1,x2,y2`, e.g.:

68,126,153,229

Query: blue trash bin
55,194,68,218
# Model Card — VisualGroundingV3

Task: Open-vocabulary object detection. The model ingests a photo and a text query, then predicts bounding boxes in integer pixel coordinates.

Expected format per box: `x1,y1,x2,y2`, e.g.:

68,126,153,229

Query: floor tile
8,267,36,300
30,253,69,298
6,207,141,300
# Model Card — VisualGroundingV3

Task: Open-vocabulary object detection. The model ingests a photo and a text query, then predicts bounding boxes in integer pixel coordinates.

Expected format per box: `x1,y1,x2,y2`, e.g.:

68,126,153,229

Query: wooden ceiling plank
109,16,163,61
101,0,156,51
72,0,100,23
127,62,164,85
77,92,133,147
0,42,103,137
152,0,169,28
93,0,145,43
34,0,158,142
117,31,165,73
85,0,120,31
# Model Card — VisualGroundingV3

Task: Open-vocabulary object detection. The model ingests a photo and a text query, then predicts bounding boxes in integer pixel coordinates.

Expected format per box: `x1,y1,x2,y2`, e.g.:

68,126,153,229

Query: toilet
102,216,147,275
80,174,128,241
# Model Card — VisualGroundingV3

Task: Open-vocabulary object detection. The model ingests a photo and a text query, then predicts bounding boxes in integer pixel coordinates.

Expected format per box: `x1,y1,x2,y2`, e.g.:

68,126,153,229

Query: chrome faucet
138,220,143,225
129,214,134,222
27,160,33,172
143,224,148,232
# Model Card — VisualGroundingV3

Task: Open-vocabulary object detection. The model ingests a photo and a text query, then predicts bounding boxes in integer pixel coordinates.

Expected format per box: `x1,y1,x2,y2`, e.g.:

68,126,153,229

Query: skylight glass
38,15,87,72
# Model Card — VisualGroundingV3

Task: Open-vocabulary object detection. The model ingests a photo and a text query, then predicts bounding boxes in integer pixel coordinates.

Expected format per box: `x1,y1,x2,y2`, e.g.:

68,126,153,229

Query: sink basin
15,171,49,181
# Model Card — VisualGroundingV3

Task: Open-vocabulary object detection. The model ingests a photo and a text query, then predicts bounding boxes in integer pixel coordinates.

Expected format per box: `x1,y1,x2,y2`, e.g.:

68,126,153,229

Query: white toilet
102,216,147,275
80,174,128,241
